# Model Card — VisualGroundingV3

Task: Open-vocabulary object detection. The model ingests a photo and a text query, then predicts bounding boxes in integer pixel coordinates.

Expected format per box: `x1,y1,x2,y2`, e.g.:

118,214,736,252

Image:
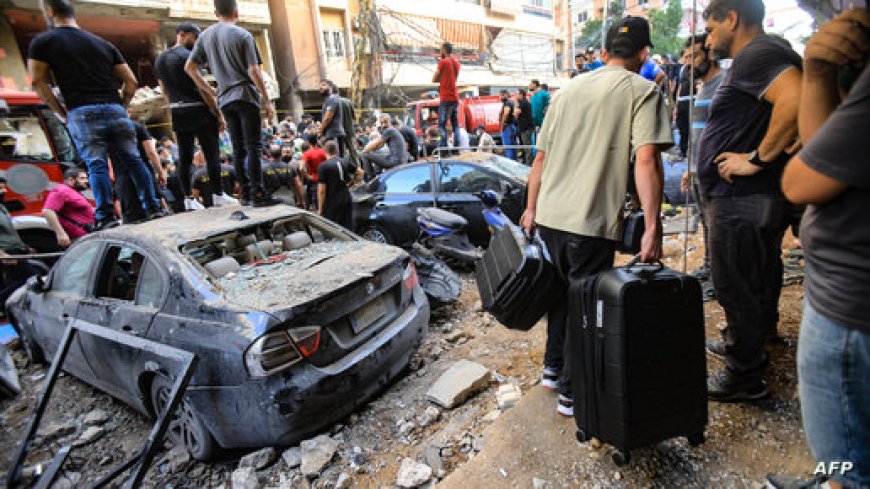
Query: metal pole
601,0,609,52
682,0,698,274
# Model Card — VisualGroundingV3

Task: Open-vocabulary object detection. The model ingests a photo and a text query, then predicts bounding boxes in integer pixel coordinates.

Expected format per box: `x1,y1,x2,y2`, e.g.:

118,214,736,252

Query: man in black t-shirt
317,141,356,228
395,119,420,161
156,23,236,210
516,88,534,165
317,80,346,157
499,89,518,160
698,0,802,403
27,0,164,229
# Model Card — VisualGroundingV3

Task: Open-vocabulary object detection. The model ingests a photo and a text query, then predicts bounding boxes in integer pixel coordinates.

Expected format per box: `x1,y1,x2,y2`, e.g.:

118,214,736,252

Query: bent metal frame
6,319,198,489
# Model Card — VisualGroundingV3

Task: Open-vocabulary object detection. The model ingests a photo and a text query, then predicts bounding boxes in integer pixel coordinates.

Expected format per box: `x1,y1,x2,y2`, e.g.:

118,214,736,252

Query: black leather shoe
705,339,728,360
707,369,769,403
147,208,168,220
252,194,282,208
95,218,120,231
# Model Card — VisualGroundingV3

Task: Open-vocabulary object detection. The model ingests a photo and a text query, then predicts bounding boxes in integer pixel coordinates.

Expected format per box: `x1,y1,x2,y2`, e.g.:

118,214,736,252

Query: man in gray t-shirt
359,115,408,181
185,0,278,207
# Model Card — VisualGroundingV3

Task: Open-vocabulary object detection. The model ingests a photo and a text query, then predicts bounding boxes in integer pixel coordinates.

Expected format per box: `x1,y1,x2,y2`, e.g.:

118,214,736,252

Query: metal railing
430,144,537,161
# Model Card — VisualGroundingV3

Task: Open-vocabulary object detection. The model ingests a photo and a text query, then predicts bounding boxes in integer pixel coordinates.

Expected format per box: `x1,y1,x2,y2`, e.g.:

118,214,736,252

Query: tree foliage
649,0,685,57
577,1,625,49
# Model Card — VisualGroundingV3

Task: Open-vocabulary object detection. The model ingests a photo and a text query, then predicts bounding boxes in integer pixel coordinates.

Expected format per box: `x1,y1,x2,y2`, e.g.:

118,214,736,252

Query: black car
353,154,529,247
7,206,429,459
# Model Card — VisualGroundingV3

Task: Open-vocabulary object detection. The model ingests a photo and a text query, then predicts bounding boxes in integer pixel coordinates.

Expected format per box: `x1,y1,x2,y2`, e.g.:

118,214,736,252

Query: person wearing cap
520,16,672,417
697,0,802,402
156,23,236,211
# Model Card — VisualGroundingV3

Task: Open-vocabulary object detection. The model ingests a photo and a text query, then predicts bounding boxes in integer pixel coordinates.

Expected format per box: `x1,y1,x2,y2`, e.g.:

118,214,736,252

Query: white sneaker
212,193,240,207
184,198,205,211
541,366,560,390
556,394,574,417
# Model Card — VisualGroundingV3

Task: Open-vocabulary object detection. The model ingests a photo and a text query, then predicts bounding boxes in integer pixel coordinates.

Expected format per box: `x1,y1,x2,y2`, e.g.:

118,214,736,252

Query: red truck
0,89,87,252
404,95,504,140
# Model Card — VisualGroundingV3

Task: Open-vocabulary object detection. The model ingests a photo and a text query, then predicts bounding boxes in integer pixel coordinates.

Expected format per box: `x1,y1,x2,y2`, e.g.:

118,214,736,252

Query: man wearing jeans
777,9,870,489
521,17,670,417
186,0,279,207
28,0,165,229
698,0,802,402
432,42,461,148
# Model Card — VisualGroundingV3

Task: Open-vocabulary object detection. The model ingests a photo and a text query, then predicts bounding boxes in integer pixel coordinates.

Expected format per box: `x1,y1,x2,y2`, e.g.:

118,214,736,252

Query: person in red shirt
43,168,96,247
432,42,461,150
300,134,328,210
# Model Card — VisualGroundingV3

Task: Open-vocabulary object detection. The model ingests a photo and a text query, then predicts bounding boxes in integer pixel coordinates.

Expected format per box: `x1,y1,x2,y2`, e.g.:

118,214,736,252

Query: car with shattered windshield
7,206,429,459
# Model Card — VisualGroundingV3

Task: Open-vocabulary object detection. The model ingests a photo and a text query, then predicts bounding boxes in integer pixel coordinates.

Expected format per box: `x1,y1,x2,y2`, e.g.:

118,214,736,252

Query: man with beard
499,89,518,160
698,0,802,402
433,42,461,149
185,0,279,207
42,168,95,248
317,80,346,157
679,32,726,295
156,22,236,211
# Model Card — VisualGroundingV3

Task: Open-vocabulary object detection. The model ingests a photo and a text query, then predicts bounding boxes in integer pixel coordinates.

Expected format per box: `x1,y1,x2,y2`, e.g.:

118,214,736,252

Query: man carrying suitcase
520,17,672,416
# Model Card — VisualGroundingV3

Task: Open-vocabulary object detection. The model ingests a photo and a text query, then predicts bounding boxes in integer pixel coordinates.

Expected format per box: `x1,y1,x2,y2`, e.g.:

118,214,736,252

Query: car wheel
149,375,217,460
362,226,393,245
10,316,45,365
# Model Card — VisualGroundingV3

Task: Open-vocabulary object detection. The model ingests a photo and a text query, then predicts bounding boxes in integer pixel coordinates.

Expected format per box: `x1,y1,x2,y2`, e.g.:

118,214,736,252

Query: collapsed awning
489,30,554,73
378,10,481,50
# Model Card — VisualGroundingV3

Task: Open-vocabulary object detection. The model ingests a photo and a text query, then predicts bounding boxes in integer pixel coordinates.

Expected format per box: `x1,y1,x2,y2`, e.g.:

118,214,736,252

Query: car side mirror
26,275,46,293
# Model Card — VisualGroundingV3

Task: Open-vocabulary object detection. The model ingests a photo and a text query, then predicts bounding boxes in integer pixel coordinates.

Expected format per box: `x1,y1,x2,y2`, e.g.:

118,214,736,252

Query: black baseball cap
606,16,654,52
176,22,201,36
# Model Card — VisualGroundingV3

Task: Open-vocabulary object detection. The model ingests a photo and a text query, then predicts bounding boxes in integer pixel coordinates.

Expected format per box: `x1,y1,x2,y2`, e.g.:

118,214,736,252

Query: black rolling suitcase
476,224,565,331
570,260,707,466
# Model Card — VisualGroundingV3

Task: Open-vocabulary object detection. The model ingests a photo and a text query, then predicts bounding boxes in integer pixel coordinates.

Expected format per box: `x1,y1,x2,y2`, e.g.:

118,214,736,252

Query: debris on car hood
219,240,405,313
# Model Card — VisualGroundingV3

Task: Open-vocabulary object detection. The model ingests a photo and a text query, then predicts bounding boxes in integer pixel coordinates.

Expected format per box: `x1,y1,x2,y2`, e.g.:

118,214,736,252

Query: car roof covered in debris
98,205,308,248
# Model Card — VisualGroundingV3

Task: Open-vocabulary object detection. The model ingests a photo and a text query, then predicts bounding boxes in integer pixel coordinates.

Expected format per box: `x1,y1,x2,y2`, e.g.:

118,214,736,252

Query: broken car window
52,241,101,295
97,246,147,302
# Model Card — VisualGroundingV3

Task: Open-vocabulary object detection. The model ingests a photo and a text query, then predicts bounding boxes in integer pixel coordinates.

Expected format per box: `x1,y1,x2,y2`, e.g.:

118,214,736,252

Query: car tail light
403,260,418,290
245,326,321,378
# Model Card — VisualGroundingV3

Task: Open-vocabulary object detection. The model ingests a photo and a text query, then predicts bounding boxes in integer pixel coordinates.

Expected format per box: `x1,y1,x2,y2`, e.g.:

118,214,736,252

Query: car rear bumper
185,288,430,449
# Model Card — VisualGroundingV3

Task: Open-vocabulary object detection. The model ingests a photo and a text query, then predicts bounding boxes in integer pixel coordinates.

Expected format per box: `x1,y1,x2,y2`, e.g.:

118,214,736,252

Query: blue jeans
799,301,870,487
501,123,517,160
438,101,460,149
67,104,160,221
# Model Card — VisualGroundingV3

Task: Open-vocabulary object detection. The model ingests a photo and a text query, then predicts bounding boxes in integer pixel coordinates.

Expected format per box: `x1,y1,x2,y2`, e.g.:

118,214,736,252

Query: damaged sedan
7,206,430,459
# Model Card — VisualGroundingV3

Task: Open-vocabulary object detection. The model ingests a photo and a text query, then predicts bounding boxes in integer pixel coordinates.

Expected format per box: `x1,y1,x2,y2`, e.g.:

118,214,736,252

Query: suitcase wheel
575,430,589,443
687,432,706,447
611,450,630,467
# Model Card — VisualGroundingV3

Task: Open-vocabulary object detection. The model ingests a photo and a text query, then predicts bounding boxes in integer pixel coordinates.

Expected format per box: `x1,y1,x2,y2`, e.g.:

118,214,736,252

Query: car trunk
218,240,411,368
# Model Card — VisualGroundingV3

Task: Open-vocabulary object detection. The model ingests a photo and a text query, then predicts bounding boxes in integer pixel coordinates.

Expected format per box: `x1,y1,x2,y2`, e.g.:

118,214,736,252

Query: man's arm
113,64,140,108
317,182,326,215
248,64,274,121
362,137,385,153
28,60,66,119
782,155,847,205
319,109,335,137
141,138,167,185
634,144,664,262
519,149,545,233
184,59,218,100
716,67,802,183
431,64,442,84
42,208,70,248
500,105,510,129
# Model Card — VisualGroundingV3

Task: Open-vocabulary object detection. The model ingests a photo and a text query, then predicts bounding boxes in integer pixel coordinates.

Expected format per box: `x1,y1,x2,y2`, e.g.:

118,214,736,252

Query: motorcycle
416,207,481,268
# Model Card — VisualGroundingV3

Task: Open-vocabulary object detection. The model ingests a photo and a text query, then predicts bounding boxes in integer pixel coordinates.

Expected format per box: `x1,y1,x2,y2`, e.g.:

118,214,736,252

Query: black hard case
476,225,565,331
570,263,707,464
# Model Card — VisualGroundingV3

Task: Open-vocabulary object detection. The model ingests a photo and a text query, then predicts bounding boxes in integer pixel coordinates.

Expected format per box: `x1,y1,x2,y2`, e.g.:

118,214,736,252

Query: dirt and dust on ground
0,217,813,489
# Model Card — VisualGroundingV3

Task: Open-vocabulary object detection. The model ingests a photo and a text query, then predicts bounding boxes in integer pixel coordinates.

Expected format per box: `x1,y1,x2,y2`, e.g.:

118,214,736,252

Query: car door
26,240,103,380
435,162,506,246
365,163,436,247
74,244,163,405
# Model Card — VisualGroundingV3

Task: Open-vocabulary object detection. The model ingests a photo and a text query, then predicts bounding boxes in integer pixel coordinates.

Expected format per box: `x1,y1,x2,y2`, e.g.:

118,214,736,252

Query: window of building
322,29,346,59
577,11,588,22
526,0,552,7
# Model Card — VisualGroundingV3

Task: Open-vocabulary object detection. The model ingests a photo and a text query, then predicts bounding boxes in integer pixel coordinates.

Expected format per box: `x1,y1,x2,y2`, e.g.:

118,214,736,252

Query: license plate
352,298,387,334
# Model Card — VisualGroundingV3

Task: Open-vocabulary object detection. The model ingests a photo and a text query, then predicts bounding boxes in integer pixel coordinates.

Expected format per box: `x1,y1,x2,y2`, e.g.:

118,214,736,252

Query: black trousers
222,101,264,199
677,101,690,157
174,107,222,199
707,193,787,382
538,226,615,398
115,168,158,223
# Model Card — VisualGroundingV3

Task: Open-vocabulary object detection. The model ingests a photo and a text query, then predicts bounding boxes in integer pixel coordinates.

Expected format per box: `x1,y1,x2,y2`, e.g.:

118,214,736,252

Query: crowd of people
4,0,868,487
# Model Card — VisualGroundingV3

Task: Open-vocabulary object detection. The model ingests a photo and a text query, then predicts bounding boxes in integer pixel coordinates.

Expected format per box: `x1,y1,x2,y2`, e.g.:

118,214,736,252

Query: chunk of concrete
426,360,491,409
396,457,432,488
231,467,258,489
82,409,110,426
239,447,279,470
72,426,104,447
300,434,339,479
282,446,302,469
496,384,522,410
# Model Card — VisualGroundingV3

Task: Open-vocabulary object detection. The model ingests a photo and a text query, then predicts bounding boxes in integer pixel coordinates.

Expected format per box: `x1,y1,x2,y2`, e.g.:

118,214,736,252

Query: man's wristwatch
747,150,765,167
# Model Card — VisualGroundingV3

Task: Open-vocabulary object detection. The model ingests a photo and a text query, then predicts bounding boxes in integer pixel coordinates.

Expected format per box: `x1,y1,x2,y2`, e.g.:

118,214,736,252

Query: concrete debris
418,406,441,427
496,384,522,410
334,472,352,489
396,457,432,488
444,330,473,343
165,446,191,473
82,409,110,426
39,421,76,441
239,447,279,470
300,434,339,478
532,477,550,489
282,446,302,469
231,467,259,489
426,360,491,408
424,445,444,473
72,426,104,447
398,420,416,437
614,471,623,481
482,410,501,423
